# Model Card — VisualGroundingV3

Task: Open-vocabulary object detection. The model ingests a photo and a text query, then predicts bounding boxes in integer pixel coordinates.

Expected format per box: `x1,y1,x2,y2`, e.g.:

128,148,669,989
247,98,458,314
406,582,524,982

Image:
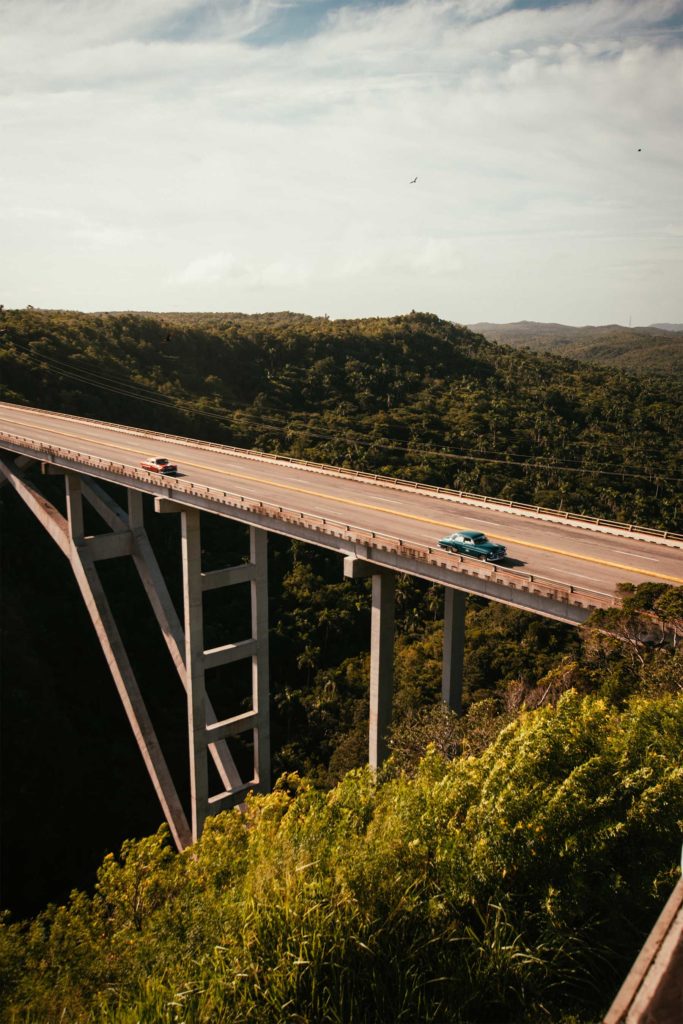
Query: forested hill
1,307,680,530
468,319,683,377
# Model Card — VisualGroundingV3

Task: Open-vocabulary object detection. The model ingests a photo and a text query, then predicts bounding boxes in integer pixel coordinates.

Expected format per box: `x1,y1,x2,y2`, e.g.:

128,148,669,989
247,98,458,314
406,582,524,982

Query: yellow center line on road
6,418,683,585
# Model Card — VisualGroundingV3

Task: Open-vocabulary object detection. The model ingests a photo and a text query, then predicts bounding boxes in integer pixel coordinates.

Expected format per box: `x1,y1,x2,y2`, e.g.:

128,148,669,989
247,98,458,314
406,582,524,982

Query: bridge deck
1,403,681,620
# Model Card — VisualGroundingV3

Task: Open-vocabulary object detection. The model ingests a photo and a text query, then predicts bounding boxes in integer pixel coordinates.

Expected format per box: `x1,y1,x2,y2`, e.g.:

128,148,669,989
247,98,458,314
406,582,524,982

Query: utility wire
9,337,680,461
5,338,682,484
9,342,682,483
7,336,676,457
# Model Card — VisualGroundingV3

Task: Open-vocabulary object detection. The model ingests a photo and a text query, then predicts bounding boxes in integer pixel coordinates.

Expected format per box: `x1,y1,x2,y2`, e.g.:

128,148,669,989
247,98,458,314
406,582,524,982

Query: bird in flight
410,176,418,183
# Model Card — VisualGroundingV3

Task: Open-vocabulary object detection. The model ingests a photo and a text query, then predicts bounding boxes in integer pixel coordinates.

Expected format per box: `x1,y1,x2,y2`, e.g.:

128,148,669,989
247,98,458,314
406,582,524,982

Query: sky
1,0,682,325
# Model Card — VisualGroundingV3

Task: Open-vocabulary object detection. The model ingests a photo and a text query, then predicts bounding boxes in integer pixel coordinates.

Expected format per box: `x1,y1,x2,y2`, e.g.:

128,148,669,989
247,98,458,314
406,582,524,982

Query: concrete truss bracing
64,473,191,850
173,503,270,841
0,453,270,847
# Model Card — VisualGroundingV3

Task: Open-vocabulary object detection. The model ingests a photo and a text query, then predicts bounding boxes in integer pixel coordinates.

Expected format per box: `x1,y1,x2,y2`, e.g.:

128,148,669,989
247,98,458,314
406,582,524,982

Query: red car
140,456,177,475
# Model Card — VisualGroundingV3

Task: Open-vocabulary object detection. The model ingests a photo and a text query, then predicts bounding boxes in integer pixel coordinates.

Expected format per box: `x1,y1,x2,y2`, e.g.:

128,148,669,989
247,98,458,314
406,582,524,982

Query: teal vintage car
438,529,507,563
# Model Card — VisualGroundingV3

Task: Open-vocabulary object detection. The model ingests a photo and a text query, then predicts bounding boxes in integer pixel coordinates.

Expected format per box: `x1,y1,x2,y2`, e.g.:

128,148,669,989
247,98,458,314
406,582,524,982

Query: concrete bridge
2,401,682,848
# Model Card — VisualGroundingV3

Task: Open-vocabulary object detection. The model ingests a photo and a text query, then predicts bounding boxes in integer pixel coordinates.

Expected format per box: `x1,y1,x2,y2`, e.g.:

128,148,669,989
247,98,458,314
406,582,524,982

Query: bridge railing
3,403,680,545
0,429,615,613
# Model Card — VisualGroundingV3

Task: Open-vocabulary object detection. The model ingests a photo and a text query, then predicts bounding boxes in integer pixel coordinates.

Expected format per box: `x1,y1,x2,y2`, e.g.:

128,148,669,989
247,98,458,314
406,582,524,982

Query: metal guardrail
1,402,680,545
0,428,615,613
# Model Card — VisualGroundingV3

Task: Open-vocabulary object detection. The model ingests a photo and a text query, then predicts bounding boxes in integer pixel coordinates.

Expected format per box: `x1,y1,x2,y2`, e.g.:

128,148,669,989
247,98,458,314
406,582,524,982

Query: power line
10,337,680,460
26,338,683,460
5,338,682,485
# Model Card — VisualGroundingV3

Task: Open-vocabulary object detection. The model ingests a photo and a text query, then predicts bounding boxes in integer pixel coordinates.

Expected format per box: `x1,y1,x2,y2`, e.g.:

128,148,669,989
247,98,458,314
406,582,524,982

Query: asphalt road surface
1,403,682,599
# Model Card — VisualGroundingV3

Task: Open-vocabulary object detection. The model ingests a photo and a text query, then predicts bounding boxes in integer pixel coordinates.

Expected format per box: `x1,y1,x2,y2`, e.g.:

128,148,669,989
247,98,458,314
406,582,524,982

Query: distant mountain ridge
467,320,683,375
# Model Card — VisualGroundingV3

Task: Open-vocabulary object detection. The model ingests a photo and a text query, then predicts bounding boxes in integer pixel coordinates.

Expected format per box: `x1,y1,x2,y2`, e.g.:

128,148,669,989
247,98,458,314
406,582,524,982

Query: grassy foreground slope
1,691,681,1024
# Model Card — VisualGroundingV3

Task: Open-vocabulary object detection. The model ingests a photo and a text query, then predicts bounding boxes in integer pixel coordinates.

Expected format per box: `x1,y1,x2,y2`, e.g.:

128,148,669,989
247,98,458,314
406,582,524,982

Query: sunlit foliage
1,691,681,1023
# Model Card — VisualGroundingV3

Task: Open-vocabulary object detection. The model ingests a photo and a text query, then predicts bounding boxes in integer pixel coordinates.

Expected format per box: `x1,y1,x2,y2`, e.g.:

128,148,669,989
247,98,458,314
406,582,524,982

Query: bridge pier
345,559,470,766
178,507,271,841
344,557,396,769
442,588,466,715
250,526,271,796
369,570,396,770
0,451,274,848
181,509,208,839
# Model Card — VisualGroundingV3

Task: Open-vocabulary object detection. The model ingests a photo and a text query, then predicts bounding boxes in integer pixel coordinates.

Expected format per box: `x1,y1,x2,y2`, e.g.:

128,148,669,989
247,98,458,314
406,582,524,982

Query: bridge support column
180,507,271,842
370,570,395,770
344,557,395,770
65,471,85,541
442,588,466,714
250,527,271,795
181,509,209,841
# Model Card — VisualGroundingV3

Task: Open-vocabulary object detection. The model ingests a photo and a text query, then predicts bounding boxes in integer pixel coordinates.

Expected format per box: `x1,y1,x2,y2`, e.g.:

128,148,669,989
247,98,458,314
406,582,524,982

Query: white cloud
171,249,313,289
1,0,681,323
173,252,242,285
